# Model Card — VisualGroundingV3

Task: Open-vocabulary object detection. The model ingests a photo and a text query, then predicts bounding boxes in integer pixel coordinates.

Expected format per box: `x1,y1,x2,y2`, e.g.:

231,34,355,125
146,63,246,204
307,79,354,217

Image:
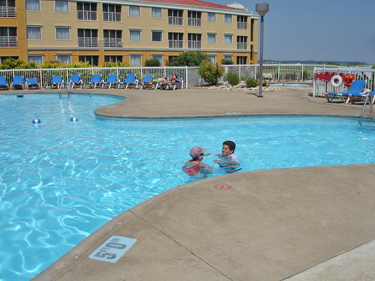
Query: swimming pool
270,83,313,87
1,93,375,281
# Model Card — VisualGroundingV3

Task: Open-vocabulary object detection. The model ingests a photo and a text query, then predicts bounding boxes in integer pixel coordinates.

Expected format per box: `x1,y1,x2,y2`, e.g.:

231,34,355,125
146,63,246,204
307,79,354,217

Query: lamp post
256,2,269,98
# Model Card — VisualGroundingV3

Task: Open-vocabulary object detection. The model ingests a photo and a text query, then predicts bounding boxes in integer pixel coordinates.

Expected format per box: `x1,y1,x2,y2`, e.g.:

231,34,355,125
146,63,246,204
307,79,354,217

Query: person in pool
212,140,240,168
182,146,215,176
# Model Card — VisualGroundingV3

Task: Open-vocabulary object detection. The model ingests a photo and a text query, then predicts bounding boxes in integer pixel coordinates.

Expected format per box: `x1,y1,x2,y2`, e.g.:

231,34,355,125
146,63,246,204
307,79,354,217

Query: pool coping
6,87,375,280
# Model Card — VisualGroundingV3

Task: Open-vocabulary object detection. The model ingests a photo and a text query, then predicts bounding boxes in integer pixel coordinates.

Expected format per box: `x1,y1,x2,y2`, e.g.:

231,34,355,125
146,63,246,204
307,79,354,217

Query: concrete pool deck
12,86,374,280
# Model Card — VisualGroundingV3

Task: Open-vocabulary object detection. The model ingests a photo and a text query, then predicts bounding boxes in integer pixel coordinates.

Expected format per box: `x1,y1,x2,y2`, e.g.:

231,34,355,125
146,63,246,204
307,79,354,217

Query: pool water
270,83,313,87
1,94,375,281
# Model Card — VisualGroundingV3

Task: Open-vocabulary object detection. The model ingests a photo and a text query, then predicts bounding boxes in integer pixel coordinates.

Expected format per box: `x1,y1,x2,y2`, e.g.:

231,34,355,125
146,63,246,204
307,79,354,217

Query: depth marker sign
89,236,137,263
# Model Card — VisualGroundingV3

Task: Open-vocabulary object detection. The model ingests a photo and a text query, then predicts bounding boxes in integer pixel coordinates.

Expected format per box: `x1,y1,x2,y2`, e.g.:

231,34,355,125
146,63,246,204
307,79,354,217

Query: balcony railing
237,42,247,50
0,36,17,47
102,38,122,47
0,6,16,17
103,11,121,22
188,41,201,49
168,16,183,25
169,40,183,49
237,22,247,30
188,18,201,27
77,10,97,21
78,37,99,47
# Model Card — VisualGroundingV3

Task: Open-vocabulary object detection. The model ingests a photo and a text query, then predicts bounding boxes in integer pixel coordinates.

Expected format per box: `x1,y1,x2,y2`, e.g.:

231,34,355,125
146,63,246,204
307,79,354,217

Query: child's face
222,144,233,156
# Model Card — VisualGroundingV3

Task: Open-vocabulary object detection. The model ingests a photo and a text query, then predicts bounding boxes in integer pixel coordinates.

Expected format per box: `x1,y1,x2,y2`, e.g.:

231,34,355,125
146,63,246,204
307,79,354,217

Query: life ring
330,75,343,87
345,74,354,87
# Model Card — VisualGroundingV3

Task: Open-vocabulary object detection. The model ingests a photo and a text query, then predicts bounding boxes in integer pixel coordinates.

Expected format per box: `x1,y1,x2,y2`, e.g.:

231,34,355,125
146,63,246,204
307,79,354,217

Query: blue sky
210,0,375,64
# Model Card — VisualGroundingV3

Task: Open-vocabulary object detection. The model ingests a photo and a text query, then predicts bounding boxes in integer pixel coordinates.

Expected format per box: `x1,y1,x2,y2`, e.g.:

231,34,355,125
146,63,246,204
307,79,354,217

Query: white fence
0,64,372,90
313,66,374,97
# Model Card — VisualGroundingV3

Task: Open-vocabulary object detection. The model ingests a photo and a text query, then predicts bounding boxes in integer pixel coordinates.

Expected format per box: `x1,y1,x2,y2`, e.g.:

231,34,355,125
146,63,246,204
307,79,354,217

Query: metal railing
169,40,183,49
103,11,121,22
0,36,17,47
77,10,97,21
78,37,99,47
237,22,247,30
0,64,372,91
0,6,16,17
237,42,247,50
188,41,201,49
102,38,122,48
168,16,183,25
188,18,201,27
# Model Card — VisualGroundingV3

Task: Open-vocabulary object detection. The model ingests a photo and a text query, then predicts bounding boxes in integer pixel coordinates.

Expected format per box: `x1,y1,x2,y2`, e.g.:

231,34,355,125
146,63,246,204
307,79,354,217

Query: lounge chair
326,80,366,103
139,75,155,89
120,74,137,89
66,74,82,88
0,76,9,90
170,77,184,90
82,74,102,88
26,78,40,89
11,76,24,89
45,75,63,89
101,74,119,88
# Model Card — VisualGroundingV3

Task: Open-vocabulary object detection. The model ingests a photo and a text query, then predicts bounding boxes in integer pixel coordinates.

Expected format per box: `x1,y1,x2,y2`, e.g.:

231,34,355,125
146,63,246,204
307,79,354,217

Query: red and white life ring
330,75,343,88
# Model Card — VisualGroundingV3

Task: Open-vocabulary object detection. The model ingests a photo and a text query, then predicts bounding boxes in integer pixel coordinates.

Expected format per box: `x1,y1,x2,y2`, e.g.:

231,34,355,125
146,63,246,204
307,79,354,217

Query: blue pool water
1,94,375,281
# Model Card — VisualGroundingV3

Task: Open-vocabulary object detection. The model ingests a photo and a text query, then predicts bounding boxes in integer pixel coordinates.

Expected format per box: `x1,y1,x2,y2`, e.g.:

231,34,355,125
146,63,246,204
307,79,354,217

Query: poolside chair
138,75,155,89
326,80,366,103
101,74,119,88
0,76,9,90
45,75,63,89
82,74,102,89
120,74,137,89
11,76,24,89
66,74,82,88
170,77,184,90
26,78,40,89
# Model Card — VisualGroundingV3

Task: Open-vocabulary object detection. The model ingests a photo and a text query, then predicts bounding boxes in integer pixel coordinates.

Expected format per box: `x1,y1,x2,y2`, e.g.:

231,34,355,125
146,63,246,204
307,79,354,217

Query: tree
197,60,225,85
145,58,161,67
167,51,208,66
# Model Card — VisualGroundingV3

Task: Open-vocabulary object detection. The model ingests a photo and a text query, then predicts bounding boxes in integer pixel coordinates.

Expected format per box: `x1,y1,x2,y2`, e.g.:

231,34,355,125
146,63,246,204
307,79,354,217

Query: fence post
185,66,188,89
301,64,304,81
278,63,280,81
40,68,43,87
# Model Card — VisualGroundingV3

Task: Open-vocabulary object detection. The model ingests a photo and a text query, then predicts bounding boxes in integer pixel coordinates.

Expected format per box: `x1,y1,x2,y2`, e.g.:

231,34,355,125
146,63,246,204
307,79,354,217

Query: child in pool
182,146,215,176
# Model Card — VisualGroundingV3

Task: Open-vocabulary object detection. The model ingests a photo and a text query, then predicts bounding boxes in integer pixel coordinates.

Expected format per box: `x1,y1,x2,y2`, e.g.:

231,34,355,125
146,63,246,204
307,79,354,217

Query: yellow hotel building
0,0,258,66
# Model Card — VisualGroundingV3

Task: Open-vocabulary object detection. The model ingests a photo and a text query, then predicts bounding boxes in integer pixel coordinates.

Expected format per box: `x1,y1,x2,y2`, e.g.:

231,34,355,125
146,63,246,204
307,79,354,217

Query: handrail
359,90,374,128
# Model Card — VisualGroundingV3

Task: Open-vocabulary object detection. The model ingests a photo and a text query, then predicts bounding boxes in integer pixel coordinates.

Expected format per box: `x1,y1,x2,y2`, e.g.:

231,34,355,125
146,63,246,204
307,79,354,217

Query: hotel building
0,0,258,66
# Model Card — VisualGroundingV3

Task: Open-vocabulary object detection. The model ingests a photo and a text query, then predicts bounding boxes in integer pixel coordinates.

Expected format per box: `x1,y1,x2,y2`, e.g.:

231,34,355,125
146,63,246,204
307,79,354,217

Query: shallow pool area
1,93,375,281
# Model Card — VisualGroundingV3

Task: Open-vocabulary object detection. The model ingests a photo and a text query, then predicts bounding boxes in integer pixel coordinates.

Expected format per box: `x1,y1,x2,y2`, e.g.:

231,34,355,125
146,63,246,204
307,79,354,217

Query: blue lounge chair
11,76,24,89
101,74,119,88
139,75,155,89
120,74,137,89
0,76,9,90
82,74,102,88
45,75,63,89
66,74,82,88
326,80,367,103
170,77,183,90
26,78,40,89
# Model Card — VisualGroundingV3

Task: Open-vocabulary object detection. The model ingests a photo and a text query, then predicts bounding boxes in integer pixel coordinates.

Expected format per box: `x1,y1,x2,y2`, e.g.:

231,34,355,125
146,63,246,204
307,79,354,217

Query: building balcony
78,37,99,47
188,18,201,27
169,40,183,49
0,36,17,47
77,10,97,21
237,22,247,30
168,16,183,26
103,12,121,22
237,42,247,50
102,38,122,47
188,41,201,49
0,6,16,17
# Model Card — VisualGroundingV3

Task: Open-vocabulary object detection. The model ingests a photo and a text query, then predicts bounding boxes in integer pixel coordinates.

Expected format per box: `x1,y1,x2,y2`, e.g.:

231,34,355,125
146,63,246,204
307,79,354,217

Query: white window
55,0,69,12
55,27,70,40
208,55,216,64
56,54,71,64
129,30,141,42
129,6,140,17
207,33,216,44
224,34,232,44
26,0,40,10
152,30,162,42
207,12,215,22
130,54,141,66
224,14,232,23
28,55,43,65
224,55,232,61
151,7,161,18
27,26,41,40
152,54,163,66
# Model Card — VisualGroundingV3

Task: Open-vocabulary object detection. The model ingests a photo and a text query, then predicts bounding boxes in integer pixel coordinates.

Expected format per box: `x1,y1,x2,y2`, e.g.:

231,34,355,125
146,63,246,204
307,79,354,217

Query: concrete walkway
17,86,375,281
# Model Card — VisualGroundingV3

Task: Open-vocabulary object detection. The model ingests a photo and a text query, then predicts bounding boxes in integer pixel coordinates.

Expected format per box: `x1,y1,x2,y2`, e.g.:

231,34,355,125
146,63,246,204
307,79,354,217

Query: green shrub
197,60,225,85
246,77,258,88
227,72,239,85
0,59,38,69
101,61,129,68
221,59,234,65
167,51,208,66
145,58,161,67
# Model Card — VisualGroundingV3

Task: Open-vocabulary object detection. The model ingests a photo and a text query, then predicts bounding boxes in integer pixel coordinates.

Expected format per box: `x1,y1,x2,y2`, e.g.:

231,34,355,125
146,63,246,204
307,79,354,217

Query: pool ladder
359,90,374,128
58,79,76,96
